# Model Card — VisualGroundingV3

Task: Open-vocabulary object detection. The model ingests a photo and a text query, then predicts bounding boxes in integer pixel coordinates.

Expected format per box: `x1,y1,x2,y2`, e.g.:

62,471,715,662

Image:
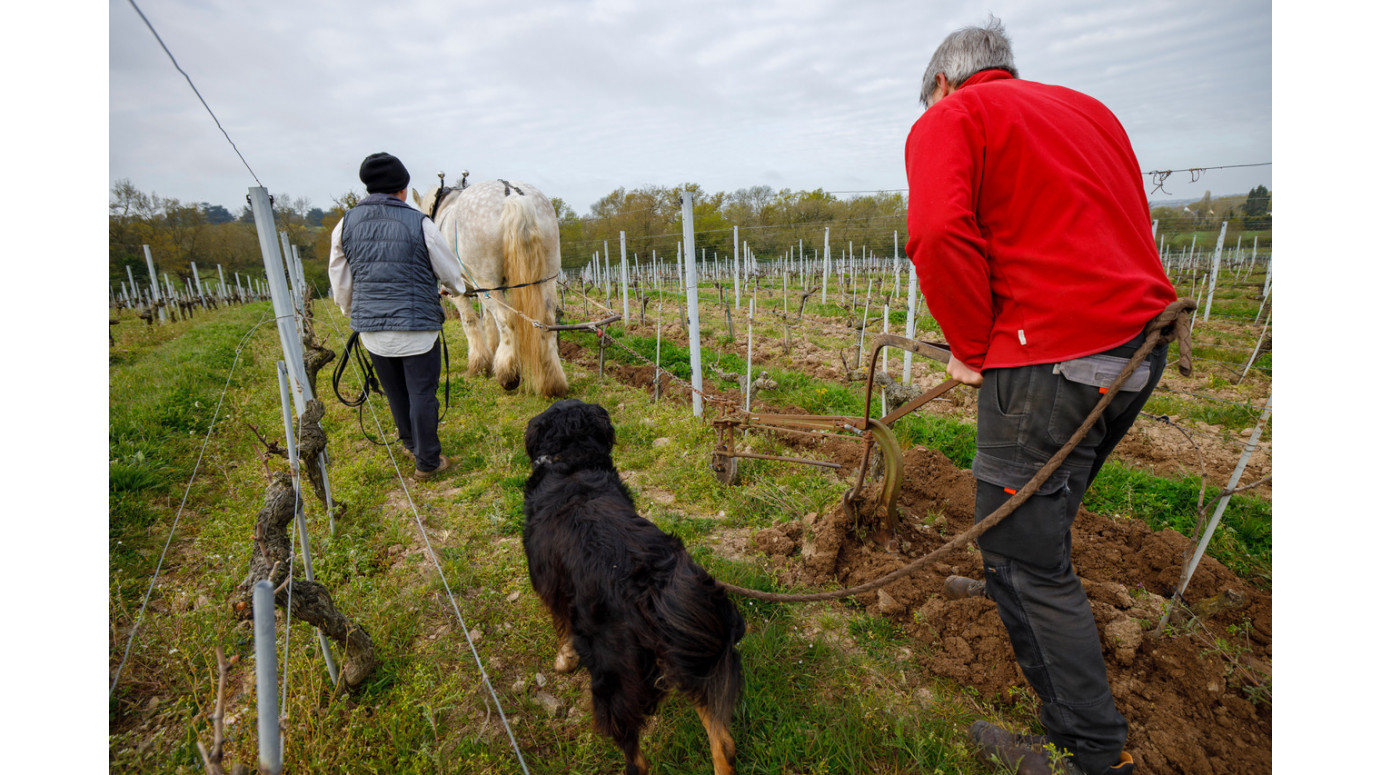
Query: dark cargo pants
367,338,444,471
972,335,1167,775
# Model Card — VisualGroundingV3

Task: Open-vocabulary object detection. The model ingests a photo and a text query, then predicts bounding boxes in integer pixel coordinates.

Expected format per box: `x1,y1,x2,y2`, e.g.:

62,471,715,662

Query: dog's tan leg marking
554,638,580,673
632,749,648,775
548,615,581,673
694,704,737,775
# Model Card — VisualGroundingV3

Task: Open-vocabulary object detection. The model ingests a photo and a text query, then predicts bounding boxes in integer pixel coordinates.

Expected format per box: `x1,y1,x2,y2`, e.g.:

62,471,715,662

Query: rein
332,330,452,446
462,273,560,298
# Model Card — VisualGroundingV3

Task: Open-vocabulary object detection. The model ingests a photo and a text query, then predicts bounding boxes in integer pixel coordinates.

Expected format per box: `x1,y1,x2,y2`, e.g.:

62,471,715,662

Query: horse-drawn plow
711,334,959,549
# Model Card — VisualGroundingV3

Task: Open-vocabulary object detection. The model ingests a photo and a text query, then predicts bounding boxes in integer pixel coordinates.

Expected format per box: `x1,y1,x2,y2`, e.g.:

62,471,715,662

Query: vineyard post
681,192,705,417
1237,311,1271,384
892,231,902,298
857,297,869,367
290,245,308,308
191,262,207,308
745,298,754,412
252,579,283,775
277,362,340,684
1256,254,1272,324
125,265,138,309
1202,221,1227,321
733,225,741,310
654,298,663,403
142,245,166,322
782,271,790,354
248,187,313,413
603,243,613,304
882,304,890,374
849,242,858,302
1231,235,1243,285
279,233,301,321
164,274,180,321
619,232,630,329
903,262,918,385
218,264,227,303
822,227,830,305
1247,236,1258,278
1167,393,1272,628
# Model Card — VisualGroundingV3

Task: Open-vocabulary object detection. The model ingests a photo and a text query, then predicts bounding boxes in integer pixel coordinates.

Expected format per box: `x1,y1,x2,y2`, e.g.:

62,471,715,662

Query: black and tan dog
522,399,744,775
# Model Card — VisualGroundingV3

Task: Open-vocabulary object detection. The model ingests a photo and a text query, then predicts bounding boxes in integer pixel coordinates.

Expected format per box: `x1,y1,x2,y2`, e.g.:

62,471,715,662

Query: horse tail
500,193,567,397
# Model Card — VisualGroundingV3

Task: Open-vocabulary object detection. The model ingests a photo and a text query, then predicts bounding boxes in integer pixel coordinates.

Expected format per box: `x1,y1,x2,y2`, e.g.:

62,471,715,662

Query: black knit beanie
359,152,410,194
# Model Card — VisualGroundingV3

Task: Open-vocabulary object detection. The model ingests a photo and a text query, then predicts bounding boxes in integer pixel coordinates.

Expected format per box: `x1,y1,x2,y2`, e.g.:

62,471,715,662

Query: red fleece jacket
904,69,1176,370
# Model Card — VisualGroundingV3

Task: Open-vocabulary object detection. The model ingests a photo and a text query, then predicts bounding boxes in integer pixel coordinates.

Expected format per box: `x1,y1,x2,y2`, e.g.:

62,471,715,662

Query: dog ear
590,402,616,448
524,408,550,460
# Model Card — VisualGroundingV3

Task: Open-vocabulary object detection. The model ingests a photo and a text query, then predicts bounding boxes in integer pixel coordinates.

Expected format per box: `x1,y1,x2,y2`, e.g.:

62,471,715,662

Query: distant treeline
1149,185,1272,250
109,180,1270,290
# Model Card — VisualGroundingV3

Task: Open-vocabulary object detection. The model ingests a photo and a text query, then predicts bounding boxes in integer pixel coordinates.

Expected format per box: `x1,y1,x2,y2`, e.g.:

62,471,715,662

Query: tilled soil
750,445,1272,775
559,332,1272,775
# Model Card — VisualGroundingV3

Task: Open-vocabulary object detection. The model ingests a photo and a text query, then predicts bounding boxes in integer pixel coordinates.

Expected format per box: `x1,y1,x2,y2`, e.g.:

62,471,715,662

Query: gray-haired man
905,18,1173,775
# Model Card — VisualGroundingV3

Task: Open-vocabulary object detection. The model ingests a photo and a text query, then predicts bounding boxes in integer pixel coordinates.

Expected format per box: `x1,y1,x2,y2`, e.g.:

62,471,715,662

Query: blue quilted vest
340,193,445,332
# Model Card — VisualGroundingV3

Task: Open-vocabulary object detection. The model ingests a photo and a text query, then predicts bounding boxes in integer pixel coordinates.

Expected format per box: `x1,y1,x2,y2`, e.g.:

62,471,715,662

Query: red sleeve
904,103,993,370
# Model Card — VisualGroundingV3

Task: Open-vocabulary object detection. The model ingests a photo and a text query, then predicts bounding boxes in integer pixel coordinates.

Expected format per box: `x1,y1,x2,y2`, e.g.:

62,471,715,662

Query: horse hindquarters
496,194,567,397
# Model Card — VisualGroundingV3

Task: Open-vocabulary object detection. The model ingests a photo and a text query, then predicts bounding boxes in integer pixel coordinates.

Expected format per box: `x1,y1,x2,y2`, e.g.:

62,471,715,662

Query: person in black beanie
328,152,468,480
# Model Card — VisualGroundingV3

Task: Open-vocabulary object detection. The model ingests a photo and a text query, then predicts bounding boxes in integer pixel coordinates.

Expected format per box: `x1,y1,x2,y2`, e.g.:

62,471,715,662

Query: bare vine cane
717,298,1198,603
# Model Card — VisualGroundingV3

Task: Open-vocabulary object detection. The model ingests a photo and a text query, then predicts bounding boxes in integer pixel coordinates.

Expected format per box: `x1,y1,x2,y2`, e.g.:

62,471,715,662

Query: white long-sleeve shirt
327,204,468,357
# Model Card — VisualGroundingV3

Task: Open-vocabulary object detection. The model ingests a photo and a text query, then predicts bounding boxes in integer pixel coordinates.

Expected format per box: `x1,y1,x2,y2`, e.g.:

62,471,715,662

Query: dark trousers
367,339,443,471
972,336,1167,775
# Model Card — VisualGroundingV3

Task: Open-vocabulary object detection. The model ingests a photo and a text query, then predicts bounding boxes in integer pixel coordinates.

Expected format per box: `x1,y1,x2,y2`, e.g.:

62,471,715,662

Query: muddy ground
561,328,1272,775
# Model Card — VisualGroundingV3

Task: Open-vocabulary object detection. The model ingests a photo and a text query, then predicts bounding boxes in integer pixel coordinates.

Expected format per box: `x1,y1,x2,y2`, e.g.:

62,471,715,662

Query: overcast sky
109,0,1271,217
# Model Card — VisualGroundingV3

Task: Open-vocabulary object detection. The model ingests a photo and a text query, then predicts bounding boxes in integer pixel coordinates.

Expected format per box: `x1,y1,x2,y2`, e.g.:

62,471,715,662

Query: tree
1242,185,1271,231
201,203,234,224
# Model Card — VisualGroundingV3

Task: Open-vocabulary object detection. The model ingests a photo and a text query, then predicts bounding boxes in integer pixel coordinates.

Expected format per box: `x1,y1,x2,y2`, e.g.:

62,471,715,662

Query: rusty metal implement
710,334,959,548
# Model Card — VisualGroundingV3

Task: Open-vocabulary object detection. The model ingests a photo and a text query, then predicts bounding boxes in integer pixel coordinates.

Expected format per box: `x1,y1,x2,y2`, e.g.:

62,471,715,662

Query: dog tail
655,559,746,721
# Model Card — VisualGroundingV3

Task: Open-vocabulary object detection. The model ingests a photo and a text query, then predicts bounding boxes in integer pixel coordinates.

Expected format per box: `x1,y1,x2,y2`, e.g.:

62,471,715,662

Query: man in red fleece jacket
904,18,1175,775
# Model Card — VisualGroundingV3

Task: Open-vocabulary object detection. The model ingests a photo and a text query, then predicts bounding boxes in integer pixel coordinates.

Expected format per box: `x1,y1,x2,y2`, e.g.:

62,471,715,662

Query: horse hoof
500,376,521,391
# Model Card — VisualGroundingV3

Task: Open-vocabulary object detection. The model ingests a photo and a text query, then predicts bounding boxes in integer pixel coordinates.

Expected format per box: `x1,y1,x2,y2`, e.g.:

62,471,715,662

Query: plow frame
711,334,960,548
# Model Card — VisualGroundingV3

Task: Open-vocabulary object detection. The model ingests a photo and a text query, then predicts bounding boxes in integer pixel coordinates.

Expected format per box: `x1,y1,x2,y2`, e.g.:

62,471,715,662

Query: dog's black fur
523,399,745,775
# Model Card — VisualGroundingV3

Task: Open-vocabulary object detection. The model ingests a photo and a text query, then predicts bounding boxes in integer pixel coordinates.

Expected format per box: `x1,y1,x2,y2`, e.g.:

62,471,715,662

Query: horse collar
431,187,462,221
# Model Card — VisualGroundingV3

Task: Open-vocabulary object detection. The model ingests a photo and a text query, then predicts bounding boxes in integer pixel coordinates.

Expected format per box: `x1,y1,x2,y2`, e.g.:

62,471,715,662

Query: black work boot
968,721,1134,775
943,575,987,600
969,720,1061,774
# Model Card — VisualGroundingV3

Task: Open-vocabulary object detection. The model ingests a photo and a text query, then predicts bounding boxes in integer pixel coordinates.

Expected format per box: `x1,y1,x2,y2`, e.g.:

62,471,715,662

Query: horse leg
452,296,493,377
491,298,522,392
483,307,500,354
536,284,569,397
